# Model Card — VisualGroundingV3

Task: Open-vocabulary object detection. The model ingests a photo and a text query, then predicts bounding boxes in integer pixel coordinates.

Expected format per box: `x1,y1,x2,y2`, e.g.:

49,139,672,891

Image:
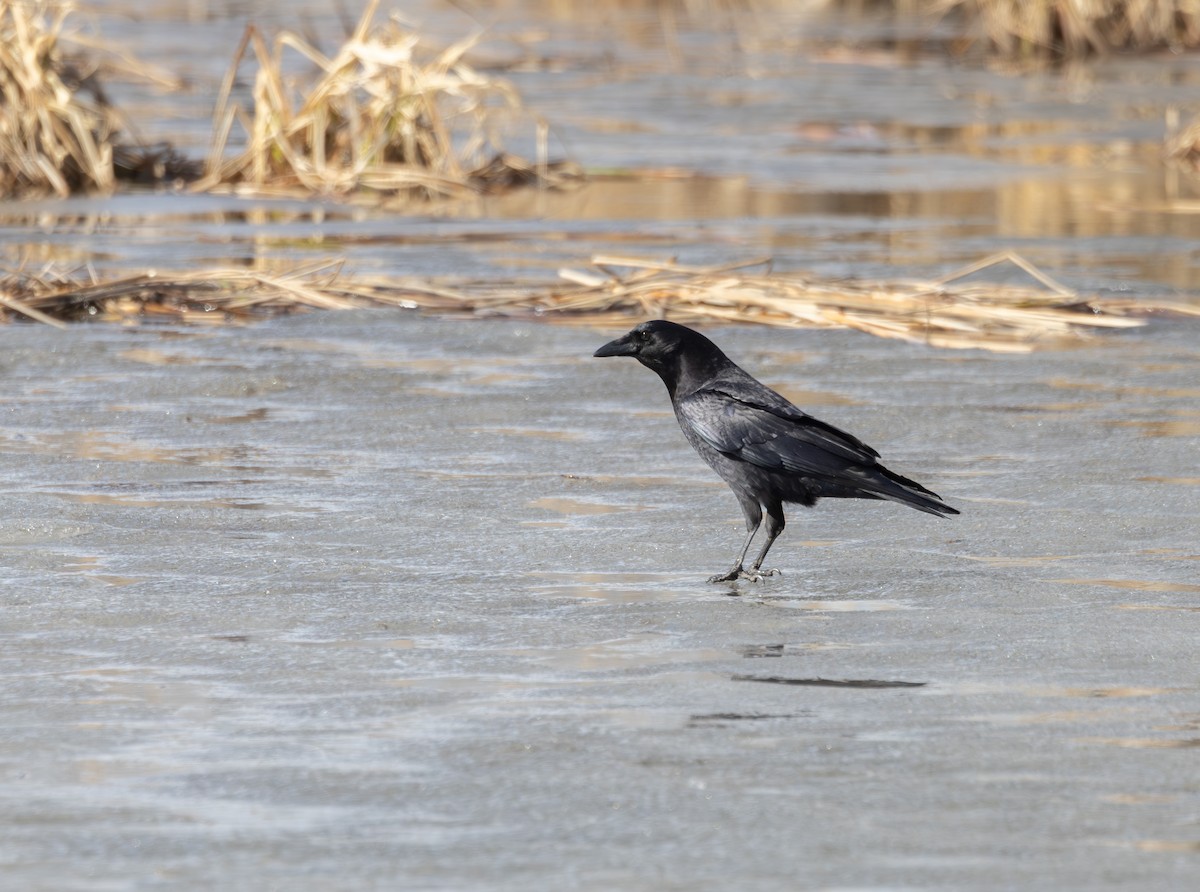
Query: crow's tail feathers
864,465,960,517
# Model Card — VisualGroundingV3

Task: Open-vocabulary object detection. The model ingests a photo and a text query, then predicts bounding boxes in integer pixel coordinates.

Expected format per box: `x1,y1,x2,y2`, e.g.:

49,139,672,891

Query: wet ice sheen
1,314,1198,890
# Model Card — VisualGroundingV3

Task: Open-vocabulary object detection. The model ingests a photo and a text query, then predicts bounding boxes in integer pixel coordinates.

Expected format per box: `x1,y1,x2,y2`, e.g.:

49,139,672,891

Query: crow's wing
678,388,880,476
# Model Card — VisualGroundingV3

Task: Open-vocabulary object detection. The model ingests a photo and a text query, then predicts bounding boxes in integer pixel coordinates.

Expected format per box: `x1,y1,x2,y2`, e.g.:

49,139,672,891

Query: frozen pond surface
2,313,1199,889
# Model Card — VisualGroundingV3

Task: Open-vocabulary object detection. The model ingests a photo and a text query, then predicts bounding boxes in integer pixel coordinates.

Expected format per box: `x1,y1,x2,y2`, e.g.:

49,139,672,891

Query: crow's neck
657,350,733,401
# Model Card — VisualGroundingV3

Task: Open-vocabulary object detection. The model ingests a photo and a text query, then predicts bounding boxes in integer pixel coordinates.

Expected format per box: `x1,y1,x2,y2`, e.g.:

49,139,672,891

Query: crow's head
594,320,722,390
594,319,694,363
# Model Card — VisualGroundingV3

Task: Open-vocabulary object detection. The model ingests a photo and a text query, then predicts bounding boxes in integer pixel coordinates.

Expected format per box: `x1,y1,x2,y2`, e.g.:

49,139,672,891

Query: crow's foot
707,566,781,584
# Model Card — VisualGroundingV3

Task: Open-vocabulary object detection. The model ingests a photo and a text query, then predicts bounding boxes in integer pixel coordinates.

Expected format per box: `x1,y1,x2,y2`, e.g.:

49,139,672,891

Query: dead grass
3,0,561,200
1165,107,1200,172
0,0,116,197
3,253,1196,352
1,0,199,197
938,0,1200,59
541,252,1199,352
643,1,1200,62
194,0,577,201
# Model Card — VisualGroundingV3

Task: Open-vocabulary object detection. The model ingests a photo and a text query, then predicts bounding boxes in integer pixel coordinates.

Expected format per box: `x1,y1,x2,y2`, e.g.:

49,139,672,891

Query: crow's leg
748,502,785,579
708,493,763,583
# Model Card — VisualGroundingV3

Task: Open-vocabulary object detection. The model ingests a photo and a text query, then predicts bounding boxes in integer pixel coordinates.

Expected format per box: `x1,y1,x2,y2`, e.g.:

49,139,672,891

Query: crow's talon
742,567,781,583
708,567,744,584
708,567,780,584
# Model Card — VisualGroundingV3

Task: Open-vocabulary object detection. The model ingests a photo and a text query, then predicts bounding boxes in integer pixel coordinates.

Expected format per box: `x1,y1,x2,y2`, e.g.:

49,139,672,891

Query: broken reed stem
3,253,1197,352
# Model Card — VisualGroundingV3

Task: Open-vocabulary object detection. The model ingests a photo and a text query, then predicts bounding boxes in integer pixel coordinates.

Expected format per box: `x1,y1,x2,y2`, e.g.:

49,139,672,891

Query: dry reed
1165,107,1200,171
194,0,576,201
3,253,1196,352
1,0,199,196
0,0,116,197
937,0,1200,59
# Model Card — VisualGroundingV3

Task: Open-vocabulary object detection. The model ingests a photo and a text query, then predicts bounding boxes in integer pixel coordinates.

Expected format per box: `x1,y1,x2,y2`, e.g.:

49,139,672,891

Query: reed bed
194,0,575,201
2,0,568,200
1,0,199,196
1165,109,1200,171
938,0,1200,59
595,1,1200,61
0,0,116,197
3,253,1196,352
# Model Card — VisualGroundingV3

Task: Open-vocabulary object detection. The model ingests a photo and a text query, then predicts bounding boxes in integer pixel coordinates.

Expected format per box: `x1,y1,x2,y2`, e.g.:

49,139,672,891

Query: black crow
593,320,959,582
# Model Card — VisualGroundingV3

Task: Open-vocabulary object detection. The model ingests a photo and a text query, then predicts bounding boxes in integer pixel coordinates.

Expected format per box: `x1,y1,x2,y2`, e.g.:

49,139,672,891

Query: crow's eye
637,329,650,342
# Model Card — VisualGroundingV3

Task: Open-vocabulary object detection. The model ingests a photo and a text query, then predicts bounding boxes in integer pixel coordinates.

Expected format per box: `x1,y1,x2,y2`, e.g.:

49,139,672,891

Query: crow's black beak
593,333,637,357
